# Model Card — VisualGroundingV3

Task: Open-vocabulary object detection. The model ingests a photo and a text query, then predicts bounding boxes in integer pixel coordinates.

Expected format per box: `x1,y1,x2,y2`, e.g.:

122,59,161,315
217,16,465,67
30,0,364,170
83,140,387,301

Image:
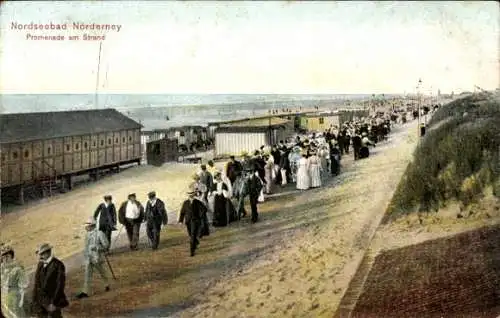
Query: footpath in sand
173,122,419,318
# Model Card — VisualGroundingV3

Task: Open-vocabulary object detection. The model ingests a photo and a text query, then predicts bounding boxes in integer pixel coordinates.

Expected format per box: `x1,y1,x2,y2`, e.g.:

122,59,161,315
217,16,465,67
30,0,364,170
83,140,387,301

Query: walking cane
104,254,117,280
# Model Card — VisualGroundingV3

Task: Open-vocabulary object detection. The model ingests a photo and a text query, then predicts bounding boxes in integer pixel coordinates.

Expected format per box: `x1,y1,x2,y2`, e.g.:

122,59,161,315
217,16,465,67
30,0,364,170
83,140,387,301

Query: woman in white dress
308,150,322,188
296,152,311,190
263,153,274,194
317,145,329,177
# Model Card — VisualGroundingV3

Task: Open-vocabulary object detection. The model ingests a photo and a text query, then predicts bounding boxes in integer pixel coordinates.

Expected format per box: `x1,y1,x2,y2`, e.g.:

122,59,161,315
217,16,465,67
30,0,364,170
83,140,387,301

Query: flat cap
148,191,156,198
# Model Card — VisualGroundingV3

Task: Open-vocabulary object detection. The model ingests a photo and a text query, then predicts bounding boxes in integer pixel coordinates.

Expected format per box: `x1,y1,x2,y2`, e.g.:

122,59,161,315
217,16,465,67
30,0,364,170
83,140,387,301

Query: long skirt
296,167,310,190
1,290,25,318
226,199,238,223
310,164,322,188
330,156,340,175
212,194,228,227
280,168,287,185
264,168,273,194
359,146,370,159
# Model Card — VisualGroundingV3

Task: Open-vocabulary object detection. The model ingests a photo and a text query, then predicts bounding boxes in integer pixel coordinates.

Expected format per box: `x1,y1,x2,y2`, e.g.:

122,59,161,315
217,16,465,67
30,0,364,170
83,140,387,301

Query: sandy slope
171,123,419,318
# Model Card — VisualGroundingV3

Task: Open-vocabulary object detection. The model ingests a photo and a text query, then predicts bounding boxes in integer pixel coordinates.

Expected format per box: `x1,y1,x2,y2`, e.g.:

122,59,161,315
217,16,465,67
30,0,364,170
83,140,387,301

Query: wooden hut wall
0,128,142,188
215,131,266,156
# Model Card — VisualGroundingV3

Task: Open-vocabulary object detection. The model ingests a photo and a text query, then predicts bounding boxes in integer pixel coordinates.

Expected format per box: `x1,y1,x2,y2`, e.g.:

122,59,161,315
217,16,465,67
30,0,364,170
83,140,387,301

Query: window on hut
122,137,126,143
1,154,6,163
84,142,88,149
115,137,119,144
108,138,112,145
128,136,132,142
66,144,71,152
24,150,29,158
12,151,18,160
180,131,185,137
319,117,324,124
75,143,80,151
100,140,104,146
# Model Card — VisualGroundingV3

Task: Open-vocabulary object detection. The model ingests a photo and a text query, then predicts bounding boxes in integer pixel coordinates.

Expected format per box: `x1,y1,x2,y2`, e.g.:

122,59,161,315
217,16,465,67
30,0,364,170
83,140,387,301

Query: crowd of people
1,109,409,317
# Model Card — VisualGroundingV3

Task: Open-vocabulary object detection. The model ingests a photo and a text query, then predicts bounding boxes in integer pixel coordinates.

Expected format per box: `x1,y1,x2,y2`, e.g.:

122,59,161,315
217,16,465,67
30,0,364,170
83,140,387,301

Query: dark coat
93,203,117,231
145,199,168,226
247,174,263,198
32,257,69,312
178,198,206,225
226,160,243,183
118,201,145,224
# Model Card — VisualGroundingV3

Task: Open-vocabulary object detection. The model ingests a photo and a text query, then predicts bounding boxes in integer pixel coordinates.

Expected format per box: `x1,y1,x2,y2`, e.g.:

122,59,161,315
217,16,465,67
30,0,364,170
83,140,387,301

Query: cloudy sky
0,1,498,94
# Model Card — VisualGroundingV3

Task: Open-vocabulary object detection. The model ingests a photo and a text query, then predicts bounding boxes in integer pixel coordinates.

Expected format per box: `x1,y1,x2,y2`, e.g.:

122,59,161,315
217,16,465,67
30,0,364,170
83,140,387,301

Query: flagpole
95,41,103,109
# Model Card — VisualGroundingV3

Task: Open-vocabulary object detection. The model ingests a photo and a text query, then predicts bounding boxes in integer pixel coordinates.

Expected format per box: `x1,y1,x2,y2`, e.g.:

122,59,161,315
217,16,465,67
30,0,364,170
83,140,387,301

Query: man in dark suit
31,243,69,318
144,191,168,250
118,193,145,251
93,195,117,251
178,185,207,257
247,167,264,223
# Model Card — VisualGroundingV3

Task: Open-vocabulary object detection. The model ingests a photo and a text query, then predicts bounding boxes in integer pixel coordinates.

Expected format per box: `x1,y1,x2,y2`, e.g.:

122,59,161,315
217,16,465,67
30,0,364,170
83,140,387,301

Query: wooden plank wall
0,128,142,188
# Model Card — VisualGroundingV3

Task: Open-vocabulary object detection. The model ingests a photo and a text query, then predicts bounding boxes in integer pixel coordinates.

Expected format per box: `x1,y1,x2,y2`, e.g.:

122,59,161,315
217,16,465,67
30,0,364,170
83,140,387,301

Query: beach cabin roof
0,108,143,144
216,117,290,133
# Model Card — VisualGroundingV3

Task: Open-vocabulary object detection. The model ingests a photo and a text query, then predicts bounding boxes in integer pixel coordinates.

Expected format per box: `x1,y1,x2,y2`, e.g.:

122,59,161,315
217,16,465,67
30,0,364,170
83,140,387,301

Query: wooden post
66,175,73,191
18,186,24,205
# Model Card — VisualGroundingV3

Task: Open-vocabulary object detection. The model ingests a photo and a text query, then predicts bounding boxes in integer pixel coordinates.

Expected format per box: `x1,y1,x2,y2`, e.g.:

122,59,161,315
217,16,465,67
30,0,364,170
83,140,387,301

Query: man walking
93,195,117,251
144,191,168,250
76,218,111,299
247,167,264,223
178,185,207,257
118,193,144,251
198,164,213,203
32,243,69,318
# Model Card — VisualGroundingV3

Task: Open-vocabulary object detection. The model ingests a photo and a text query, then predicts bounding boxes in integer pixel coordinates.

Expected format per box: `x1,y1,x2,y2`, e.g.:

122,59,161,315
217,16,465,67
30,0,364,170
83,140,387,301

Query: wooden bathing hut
213,117,293,158
0,109,143,204
146,138,179,166
299,111,341,132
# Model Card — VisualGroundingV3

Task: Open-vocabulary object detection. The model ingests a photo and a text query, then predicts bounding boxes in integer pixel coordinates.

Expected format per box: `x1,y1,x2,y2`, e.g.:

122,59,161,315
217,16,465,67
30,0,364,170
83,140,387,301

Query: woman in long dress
308,150,322,188
1,245,29,318
264,154,274,194
211,172,230,227
296,152,311,190
318,145,329,177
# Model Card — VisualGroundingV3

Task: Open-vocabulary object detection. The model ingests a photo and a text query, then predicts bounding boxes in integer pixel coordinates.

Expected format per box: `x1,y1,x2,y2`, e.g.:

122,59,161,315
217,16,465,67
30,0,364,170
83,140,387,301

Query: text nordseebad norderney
11,22,122,41
11,22,122,32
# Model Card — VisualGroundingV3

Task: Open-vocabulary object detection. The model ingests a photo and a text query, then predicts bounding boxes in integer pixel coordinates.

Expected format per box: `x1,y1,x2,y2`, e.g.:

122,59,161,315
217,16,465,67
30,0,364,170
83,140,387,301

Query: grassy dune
383,92,500,223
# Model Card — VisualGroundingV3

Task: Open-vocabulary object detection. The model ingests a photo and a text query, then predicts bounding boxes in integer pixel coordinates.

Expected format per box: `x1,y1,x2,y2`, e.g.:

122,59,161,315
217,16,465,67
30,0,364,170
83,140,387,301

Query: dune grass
383,92,500,223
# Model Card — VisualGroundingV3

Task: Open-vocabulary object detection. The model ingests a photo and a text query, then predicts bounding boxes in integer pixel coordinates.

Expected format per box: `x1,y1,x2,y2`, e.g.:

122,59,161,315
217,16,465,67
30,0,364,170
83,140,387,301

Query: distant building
0,109,142,203
214,117,293,157
298,112,341,132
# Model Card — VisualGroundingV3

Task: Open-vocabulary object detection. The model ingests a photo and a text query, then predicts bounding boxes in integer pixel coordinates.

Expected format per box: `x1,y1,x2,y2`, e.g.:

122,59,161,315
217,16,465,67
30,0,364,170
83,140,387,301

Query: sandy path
165,122,419,318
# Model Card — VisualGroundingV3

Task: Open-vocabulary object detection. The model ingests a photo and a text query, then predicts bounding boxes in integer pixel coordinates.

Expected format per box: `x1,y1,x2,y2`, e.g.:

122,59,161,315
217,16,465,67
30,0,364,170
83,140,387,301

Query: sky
0,1,498,94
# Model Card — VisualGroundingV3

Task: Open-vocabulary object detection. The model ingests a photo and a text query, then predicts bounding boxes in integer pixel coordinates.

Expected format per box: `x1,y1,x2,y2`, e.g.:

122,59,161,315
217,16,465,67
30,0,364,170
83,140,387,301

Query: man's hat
128,193,136,199
148,191,156,199
84,217,96,225
1,245,13,256
187,183,197,194
104,195,112,201
36,243,53,255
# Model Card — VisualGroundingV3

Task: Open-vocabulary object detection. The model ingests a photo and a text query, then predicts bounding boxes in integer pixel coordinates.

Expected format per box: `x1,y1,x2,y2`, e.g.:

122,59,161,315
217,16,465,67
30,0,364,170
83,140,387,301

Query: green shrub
384,93,500,223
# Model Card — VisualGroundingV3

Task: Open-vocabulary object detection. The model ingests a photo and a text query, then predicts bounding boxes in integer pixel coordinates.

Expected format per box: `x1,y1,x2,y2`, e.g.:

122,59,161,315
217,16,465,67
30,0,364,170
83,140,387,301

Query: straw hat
36,243,53,255
187,183,197,194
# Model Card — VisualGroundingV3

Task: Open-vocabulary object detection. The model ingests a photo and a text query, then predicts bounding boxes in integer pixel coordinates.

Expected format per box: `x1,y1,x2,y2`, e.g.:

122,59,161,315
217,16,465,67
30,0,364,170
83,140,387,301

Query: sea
0,94,382,130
